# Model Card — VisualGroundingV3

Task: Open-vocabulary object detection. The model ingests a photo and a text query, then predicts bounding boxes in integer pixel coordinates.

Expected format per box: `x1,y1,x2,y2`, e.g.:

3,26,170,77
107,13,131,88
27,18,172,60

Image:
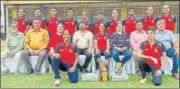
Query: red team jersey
47,17,59,36
107,19,118,34
92,20,104,35
95,33,109,50
160,15,176,32
123,16,136,34
63,18,77,36
48,33,63,50
142,15,156,30
16,18,28,33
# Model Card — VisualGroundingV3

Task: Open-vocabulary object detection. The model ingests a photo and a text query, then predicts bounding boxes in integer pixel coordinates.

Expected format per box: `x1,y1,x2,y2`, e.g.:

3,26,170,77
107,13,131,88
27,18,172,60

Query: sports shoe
140,78,147,84
172,73,179,80
54,79,60,86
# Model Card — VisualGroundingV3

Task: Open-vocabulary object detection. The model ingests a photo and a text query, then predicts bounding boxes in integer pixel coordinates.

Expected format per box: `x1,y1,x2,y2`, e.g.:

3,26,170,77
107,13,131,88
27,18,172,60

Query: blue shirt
155,29,176,50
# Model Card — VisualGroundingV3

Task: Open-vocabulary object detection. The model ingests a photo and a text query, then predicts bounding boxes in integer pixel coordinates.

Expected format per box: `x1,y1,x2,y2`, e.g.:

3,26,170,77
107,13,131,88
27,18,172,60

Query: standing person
1,22,24,76
15,9,29,34
138,28,167,86
47,23,64,65
81,12,91,31
160,5,176,32
73,22,93,73
52,30,79,86
94,23,110,70
92,11,105,35
63,8,77,36
21,18,49,74
107,9,119,35
47,7,60,36
155,19,179,80
130,21,148,72
30,8,46,29
110,22,132,75
123,8,136,35
142,6,156,31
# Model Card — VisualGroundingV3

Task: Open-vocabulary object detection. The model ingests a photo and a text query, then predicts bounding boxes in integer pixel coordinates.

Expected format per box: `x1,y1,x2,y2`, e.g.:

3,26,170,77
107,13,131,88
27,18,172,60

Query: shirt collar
156,29,167,34
32,28,41,32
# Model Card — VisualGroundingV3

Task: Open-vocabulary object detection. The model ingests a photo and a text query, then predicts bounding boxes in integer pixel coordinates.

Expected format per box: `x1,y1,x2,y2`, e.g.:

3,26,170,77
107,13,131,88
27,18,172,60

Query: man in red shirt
52,30,79,86
107,9,119,35
15,9,29,34
81,12,91,31
142,6,156,31
138,28,167,86
160,5,176,32
92,11,105,35
63,8,77,36
30,8,46,29
94,23,110,70
48,23,64,65
47,7,60,36
123,8,136,34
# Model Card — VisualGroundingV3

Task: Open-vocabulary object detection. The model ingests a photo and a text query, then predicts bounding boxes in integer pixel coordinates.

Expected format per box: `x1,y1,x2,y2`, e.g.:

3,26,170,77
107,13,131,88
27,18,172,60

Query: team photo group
1,4,179,87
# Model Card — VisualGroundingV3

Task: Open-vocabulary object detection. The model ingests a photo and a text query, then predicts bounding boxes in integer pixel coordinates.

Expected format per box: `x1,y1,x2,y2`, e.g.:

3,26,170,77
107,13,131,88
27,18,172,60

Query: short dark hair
50,6,57,10
79,22,86,25
147,26,156,33
67,8,73,11
96,10,103,15
35,7,42,11
128,7,135,11
136,20,143,24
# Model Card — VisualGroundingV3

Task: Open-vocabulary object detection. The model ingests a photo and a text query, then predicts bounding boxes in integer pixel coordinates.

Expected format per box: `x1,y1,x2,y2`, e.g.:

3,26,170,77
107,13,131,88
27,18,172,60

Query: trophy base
111,74,129,81
81,73,99,81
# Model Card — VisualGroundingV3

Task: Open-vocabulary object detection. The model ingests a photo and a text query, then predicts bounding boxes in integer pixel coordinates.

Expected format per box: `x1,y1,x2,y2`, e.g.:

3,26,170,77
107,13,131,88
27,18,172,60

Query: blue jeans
51,57,78,83
166,48,180,74
111,49,132,64
138,58,162,86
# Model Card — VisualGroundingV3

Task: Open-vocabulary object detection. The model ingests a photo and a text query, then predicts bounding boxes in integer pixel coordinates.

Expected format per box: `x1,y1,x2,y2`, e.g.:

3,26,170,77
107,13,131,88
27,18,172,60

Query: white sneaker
140,78,147,84
54,79,60,86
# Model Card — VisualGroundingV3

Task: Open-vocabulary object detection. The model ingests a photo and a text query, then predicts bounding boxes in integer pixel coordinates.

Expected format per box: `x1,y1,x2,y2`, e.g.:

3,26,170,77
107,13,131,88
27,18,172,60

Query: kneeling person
138,28,167,86
52,30,79,86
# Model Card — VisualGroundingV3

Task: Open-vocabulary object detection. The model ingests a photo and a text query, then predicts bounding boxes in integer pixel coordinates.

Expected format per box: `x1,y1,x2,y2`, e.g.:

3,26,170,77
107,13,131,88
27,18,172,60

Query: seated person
20,18,49,74
110,22,132,75
1,22,24,76
47,23,64,65
52,30,79,86
138,28,167,86
94,23,110,70
73,22,93,73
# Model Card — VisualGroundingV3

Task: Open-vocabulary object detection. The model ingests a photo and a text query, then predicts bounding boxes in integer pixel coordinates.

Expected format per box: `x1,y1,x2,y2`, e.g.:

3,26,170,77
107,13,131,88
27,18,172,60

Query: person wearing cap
107,9,120,35
142,6,156,31
62,8,77,36
138,27,167,86
91,11,105,35
1,22,24,76
155,19,179,80
47,7,60,36
160,5,176,32
73,22,93,73
81,12,91,32
30,8,46,29
123,8,136,35
21,18,49,74
52,30,79,86
15,9,29,34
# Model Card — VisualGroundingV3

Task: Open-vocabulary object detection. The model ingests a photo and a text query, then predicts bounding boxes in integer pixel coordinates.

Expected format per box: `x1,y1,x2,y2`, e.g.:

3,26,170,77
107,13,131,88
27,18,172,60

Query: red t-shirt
108,19,118,35
31,17,46,29
48,33,63,50
92,20,103,35
63,18,77,36
160,15,176,32
16,18,28,33
47,17,59,36
140,41,166,69
142,15,156,30
55,42,77,65
95,33,109,50
123,16,136,34
82,20,91,31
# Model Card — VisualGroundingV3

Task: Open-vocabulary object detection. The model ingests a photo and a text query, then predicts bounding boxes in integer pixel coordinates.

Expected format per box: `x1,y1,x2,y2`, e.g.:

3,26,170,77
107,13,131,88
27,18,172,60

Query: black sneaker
26,69,33,75
82,69,90,73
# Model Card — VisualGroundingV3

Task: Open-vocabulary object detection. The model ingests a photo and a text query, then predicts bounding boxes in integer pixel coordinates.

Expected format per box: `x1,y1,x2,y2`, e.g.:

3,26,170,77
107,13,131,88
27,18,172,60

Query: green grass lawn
1,73,179,88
